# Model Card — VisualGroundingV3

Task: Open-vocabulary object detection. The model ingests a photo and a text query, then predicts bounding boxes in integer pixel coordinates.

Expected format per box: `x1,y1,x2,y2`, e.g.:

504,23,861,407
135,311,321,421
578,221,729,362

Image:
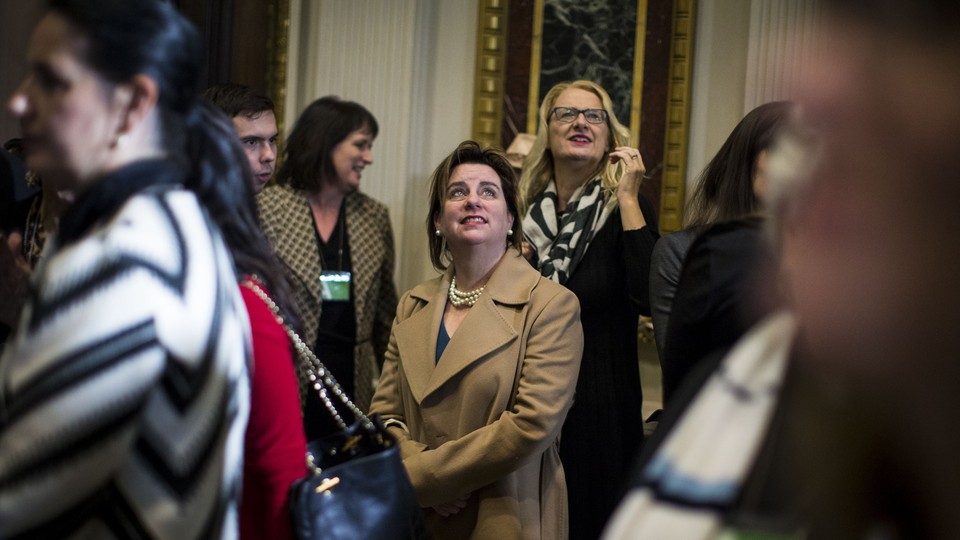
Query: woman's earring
434,229,441,237
508,229,514,236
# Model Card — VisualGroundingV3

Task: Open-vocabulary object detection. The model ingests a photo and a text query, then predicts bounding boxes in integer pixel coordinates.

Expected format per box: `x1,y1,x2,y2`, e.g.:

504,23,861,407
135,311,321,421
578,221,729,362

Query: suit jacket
649,229,695,357
257,183,398,410
370,251,583,540
661,217,768,403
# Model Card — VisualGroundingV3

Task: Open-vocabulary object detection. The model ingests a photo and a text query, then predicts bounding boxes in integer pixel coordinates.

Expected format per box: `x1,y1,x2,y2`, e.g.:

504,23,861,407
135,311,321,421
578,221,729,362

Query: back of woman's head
426,141,524,271
276,96,379,192
685,100,794,230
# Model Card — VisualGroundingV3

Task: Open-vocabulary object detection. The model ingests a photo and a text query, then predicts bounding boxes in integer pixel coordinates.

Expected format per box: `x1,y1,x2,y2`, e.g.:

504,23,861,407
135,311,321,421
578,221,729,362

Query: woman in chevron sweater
0,1,253,538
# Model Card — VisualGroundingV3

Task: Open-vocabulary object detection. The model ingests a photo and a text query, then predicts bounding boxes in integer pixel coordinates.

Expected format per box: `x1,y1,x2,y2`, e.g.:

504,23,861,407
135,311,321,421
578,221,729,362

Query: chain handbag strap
241,278,375,434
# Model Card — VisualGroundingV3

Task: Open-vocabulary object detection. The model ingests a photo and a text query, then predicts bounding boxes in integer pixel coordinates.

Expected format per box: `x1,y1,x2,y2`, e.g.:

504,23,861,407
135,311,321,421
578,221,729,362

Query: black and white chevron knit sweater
0,160,251,539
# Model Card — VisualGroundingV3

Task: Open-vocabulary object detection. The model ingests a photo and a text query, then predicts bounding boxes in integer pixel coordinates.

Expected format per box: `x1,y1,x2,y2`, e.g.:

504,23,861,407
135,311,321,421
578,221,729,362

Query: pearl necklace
448,276,484,307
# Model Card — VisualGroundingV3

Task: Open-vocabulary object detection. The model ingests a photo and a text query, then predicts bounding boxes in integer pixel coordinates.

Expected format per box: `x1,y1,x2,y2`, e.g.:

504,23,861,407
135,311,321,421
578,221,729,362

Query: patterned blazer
257,183,398,410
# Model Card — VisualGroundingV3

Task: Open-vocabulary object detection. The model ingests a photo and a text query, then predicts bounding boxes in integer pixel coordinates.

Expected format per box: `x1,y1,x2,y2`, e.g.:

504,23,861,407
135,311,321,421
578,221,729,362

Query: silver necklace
448,276,484,307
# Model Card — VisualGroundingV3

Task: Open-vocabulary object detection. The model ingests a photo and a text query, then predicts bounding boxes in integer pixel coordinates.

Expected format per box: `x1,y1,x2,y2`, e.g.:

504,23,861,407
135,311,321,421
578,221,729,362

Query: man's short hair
203,83,275,119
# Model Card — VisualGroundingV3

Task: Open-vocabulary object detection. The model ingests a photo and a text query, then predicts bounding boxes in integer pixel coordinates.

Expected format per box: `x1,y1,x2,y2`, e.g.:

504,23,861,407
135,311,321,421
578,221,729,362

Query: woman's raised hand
609,146,646,201
609,147,649,230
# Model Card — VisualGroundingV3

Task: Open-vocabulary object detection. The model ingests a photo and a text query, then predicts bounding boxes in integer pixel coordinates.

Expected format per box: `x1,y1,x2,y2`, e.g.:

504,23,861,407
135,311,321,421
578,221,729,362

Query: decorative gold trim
471,0,510,148
526,0,545,134
659,0,696,233
475,0,696,232
630,0,648,149
267,0,290,140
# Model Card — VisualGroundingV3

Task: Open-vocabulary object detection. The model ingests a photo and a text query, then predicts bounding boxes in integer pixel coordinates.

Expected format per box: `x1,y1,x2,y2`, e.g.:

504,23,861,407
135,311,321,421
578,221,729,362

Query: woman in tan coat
370,141,583,539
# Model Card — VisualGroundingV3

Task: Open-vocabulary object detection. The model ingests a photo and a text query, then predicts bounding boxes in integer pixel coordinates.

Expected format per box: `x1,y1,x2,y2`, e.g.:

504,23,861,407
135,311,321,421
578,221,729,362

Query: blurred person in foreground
370,141,583,539
779,0,960,536
0,0,250,537
519,80,659,539
203,83,278,193
604,0,960,537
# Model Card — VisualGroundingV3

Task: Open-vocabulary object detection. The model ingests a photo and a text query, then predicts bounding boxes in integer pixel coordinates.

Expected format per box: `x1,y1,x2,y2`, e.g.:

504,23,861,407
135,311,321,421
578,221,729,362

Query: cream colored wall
285,0,477,294
686,0,824,200
685,0,752,199
744,0,825,111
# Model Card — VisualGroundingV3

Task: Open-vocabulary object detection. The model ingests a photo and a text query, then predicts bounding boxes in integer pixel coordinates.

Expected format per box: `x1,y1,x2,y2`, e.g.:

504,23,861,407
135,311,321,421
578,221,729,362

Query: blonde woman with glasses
519,80,660,539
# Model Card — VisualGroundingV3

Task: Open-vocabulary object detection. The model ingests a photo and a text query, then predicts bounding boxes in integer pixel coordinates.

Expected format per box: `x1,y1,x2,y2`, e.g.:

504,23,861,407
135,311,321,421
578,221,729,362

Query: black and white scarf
523,177,616,284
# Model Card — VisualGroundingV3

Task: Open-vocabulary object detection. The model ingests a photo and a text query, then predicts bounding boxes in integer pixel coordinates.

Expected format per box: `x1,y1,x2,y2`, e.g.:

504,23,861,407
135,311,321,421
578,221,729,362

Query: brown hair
275,96,378,192
426,141,524,271
685,101,794,231
202,83,275,120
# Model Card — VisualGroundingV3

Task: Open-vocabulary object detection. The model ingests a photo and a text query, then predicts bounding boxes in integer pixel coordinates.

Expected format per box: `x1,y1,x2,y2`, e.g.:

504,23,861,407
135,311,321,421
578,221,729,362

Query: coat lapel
393,277,446,404
427,293,519,396
394,251,537,404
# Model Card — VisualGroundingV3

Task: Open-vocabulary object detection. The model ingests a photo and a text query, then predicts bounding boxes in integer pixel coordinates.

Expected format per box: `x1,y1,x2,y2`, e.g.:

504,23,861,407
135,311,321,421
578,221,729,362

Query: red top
240,283,308,540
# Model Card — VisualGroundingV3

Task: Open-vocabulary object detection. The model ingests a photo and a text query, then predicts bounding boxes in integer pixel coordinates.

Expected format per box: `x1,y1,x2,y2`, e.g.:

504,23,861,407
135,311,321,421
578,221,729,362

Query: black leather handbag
289,416,425,540
242,279,425,540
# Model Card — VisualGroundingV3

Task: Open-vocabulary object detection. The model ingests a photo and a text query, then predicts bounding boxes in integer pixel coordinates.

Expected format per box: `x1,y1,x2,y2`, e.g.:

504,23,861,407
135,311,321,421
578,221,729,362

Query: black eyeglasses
550,107,608,125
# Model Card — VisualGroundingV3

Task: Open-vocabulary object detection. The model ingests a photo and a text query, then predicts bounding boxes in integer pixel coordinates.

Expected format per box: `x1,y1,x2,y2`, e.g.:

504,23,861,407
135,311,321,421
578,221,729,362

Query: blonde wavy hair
518,80,631,214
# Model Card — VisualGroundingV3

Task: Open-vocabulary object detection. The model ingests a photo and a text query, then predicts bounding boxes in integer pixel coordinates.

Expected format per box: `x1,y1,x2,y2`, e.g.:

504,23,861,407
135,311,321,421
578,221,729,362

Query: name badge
320,271,351,301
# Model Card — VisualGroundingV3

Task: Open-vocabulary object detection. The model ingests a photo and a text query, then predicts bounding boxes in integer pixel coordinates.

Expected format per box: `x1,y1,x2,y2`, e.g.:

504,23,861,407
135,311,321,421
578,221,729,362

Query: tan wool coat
370,251,583,539
257,183,398,410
